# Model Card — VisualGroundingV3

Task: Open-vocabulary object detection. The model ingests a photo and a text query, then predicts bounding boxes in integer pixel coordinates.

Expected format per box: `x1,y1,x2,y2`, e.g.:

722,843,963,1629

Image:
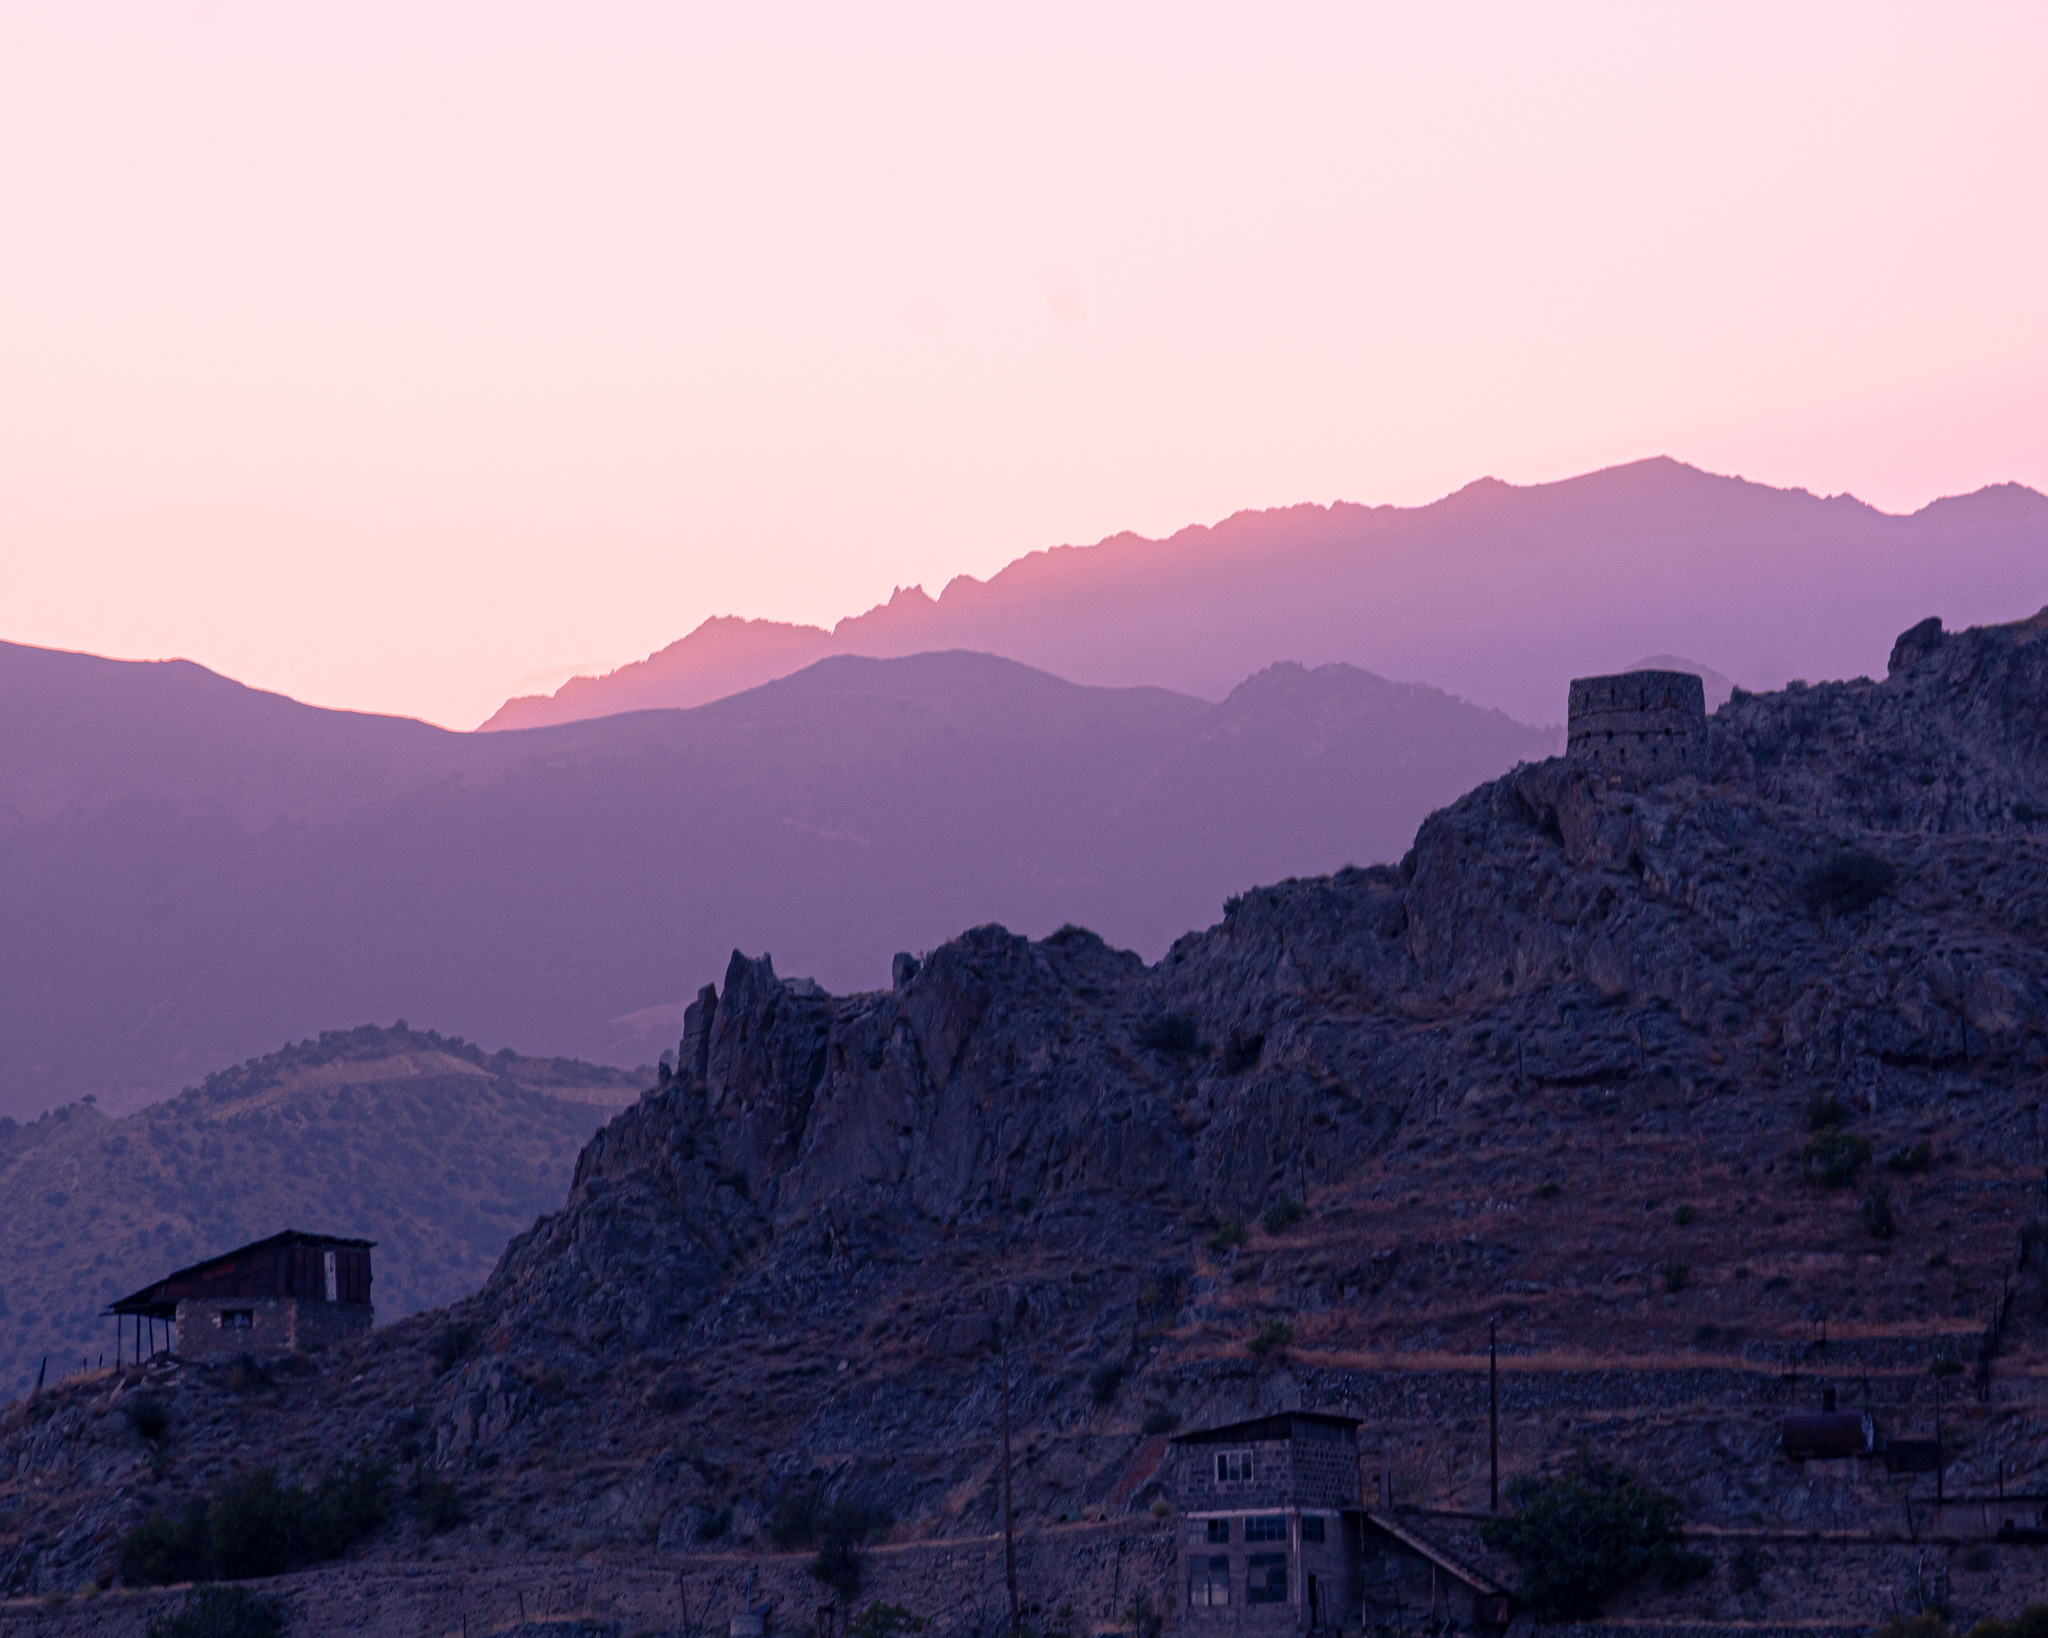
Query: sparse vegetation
123,1396,170,1441
1136,1014,1200,1059
1205,1218,1247,1254
1220,1030,1265,1074
1141,1408,1179,1436
1951,1604,2048,1638
1136,1273,1185,1320
1261,1198,1307,1234
144,1585,288,1638
411,1473,463,1536
1535,1181,1561,1200
848,1605,928,1638
1659,1262,1690,1294
1088,1361,1126,1407
1247,1321,1293,1358
1887,1141,1935,1176
1672,1204,1696,1227
1805,1092,1854,1132
1801,850,1897,918
1729,1545,1764,1595
1861,1183,1896,1240
1480,1461,1710,1619
119,1461,390,1586
430,1324,477,1376
770,1491,888,1598
1800,1128,1872,1188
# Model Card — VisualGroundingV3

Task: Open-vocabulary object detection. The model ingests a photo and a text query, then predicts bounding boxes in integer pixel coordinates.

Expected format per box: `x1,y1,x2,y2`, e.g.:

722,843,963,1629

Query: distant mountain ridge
0,641,1554,1119
480,457,2048,731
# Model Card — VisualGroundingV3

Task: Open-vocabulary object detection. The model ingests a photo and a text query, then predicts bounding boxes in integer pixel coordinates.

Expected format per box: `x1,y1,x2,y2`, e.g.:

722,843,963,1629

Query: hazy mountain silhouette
0,641,1552,1120
482,458,2048,730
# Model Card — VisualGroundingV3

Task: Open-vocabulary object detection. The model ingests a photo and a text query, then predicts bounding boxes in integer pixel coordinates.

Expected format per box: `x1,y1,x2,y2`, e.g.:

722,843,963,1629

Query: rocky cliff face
9,610,2048,1621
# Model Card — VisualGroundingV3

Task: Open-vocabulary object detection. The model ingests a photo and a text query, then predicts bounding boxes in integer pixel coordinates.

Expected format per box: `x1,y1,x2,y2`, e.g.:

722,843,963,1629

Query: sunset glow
3,3,2044,727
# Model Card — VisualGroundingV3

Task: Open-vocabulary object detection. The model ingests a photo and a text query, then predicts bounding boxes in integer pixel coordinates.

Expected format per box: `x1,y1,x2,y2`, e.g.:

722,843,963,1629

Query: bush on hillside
123,1396,170,1442
120,1462,389,1586
1480,1461,1709,1619
1805,1092,1854,1132
1205,1218,1247,1255
144,1585,287,1638
121,1502,211,1588
1861,1183,1896,1240
847,1605,927,1638
1089,1362,1126,1407
1887,1141,1934,1176
1801,1129,1872,1188
1261,1198,1307,1235
1136,1014,1200,1059
1247,1321,1293,1359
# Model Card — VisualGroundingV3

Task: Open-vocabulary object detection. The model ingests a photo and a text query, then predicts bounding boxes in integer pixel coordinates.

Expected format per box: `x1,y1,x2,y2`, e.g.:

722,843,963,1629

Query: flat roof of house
1168,1411,1363,1446
106,1230,376,1318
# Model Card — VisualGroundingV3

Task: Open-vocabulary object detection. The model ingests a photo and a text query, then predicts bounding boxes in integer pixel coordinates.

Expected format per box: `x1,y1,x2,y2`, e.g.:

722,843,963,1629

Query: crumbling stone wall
1567,670,1707,779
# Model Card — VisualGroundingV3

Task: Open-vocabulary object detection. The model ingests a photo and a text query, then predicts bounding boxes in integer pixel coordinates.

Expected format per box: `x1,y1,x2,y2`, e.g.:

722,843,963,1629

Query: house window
1301,1516,1326,1544
220,1310,253,1330
1247,1553,1288,1604
1245,1515,1287,1543
1215,1450,1253,1484
1190,1555,1230,1607
1206,1519,1230,1544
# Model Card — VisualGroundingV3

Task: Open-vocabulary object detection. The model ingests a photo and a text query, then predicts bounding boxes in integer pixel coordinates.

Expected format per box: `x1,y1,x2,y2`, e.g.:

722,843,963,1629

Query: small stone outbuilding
107,1229,374,1361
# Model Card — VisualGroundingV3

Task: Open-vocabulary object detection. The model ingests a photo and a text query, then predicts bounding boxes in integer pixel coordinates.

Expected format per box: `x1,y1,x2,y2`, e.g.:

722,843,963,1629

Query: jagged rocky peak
483,614,2048,1372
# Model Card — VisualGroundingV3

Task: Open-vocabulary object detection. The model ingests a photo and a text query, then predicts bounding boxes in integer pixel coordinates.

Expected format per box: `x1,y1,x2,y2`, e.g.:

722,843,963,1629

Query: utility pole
1489,1321,1500,1515
1002,1326,1020,1638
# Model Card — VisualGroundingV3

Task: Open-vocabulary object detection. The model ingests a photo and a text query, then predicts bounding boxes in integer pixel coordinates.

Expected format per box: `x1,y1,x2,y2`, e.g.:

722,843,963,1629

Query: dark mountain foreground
0,641,1553,1119
0,1027,637,1401
8,608,2048,1637
482,457,2048,731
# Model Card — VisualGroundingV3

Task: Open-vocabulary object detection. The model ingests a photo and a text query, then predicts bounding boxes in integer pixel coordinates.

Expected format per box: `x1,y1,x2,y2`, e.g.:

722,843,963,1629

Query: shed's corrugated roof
105,1229,375,1317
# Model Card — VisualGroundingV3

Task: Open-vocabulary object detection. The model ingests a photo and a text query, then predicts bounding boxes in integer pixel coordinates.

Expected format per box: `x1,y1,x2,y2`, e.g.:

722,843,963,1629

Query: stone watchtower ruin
1566,669,1706,778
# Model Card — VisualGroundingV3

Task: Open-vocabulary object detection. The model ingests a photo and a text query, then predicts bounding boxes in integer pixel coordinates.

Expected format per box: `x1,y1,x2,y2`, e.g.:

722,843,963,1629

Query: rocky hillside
0,1027,638,1401
8,609,2048,1627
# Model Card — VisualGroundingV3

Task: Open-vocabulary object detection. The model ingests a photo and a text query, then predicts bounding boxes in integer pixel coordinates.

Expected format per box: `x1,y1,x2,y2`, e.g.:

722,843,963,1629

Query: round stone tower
1567,669,1707,778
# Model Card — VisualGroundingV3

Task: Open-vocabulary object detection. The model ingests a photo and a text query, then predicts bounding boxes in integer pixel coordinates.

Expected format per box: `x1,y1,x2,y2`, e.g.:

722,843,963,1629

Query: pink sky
3,3,2044,729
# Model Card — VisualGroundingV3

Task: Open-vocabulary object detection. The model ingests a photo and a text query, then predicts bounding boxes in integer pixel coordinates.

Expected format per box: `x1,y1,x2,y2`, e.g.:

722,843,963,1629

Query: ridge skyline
480,454,2048,734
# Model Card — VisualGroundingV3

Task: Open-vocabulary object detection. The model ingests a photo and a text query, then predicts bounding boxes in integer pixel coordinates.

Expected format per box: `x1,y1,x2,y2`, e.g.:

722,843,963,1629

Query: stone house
107,1229,374,1361
1168,1412,1363,1631
1167,1411,1511,1635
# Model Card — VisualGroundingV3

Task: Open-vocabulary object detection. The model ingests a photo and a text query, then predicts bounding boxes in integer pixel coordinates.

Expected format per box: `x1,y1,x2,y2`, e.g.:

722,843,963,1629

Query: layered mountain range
481,458,2048,731
0,642,1552,1119
8,607,2048,1627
